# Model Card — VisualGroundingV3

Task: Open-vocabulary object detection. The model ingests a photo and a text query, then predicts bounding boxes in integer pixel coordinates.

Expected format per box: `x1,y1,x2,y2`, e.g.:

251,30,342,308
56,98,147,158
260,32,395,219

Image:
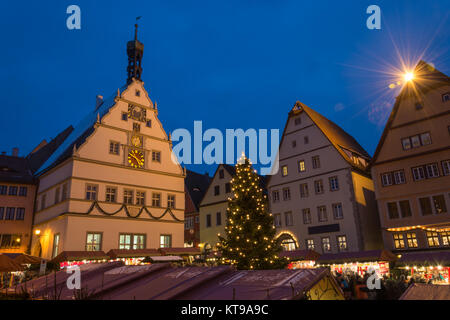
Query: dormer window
442,92,450,102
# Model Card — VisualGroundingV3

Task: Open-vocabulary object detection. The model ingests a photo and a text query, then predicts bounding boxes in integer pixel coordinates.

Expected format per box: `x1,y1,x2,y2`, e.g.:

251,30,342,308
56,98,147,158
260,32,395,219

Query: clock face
128,104,146,122
128,149,144,168
131,135,142,147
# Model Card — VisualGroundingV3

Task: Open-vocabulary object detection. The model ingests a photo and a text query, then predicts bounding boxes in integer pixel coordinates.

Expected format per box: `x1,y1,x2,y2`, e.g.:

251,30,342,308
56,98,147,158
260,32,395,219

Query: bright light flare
404,72,414,82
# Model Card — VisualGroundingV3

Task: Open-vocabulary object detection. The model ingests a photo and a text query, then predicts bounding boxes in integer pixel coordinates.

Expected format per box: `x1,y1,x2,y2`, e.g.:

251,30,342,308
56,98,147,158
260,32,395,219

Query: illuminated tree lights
217,154,288,270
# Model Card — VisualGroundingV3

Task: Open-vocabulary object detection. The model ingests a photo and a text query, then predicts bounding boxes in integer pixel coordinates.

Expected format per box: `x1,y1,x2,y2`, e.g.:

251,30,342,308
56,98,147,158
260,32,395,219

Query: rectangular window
426,231,440,247
298,160,306,172
387,202,399,219
306,239,315,250
332,203,343,220
284,212,293,226
105,187,117,203
282,165,288,177
411,135,421,148
19,187,27,197
433,195,447,214
195,216,199,223
294,117,301,125
219,169,224,179
151,193,161,207
0,185,7,195
299,183,309,198
61,183,68,201
160,235,172,248
321,237,331,252
402,138,412,150
167,194,175,208
272,190,280,202
420,132,432,145
314,180,324,194
109,141,120,155
302,208,311,224
337,235,347,252
412,167,426,181
133,234,146,249
136,191,146,206
329,176,339,191
425,163,440,178
304,136,309,144
5,207,15,220
399,200,412,218
441,232,450,246
216,212,222,226
312,156,321,169
442,160,450,176
86,232,102,251
292,140,297,148
8,186,18,196
54,187,60,204
274,214,282,227
121,112,128,121
85,184,98,201
393,170,406,184
0,207,4,220
381,173,393,186
15,208,25,220
124,189,134,205
0,234,12,248
406,233,418,248
282,188,291,201
393,234,405,249
152,151,161,163
419,197,433,216
52,234,60,258
225,183,231,193
206,214,211,228
119,234,132,250
214,185,220,196
146,120,152,128
185,216,194,230
317,206,327,222
133,123,141,132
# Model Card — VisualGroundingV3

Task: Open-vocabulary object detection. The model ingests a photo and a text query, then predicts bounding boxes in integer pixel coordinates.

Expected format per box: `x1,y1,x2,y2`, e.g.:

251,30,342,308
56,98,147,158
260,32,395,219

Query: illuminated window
133,235,146,249
393,234,405,249
160,235,172,248
124,189,134,205
411,135,421,148
298,160,306,172
299,183,309,198
119,234,132,250
306,239,315,250
282,165,288,177
52,234,60,258
85,184,98,201
426,231,440,247
337,235,347,252
441,232,450,246
406,233,418,248
86,233,102,251
302,208,311,224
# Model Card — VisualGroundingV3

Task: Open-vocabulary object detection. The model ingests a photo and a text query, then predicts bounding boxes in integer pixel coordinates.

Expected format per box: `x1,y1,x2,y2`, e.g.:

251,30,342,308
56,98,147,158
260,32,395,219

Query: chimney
96,95,103,109
12,148,19,157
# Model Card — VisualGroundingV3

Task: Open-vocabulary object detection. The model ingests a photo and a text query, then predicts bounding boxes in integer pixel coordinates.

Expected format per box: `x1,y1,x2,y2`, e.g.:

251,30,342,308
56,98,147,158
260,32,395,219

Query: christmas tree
218,154,288,270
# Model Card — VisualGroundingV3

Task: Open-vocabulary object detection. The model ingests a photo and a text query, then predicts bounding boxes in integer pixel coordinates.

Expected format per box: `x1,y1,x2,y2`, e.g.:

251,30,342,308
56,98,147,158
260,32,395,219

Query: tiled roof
400,284,450,300
36,85,127,175
0,155,35,184
50,251,110,264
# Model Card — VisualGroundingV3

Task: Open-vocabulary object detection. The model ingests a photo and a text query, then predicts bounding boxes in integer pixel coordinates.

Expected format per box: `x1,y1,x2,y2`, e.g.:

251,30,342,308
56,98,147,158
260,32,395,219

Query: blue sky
0,1,448,175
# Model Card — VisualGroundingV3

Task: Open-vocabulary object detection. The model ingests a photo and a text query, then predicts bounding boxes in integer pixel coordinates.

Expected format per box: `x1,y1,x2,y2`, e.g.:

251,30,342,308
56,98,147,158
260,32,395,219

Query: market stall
316,249,397,277
280,249,320,269
107,248,161,265
396,251,450,284
51,251,110,269
0,254,24,289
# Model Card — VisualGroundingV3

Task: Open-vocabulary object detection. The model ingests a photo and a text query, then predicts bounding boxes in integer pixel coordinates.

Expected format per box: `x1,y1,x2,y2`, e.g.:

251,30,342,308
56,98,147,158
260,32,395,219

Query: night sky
0,1,448,175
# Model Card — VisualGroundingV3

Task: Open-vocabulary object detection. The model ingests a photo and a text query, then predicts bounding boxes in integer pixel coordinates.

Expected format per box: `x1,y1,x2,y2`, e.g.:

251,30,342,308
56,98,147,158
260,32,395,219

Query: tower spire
127,18,144,84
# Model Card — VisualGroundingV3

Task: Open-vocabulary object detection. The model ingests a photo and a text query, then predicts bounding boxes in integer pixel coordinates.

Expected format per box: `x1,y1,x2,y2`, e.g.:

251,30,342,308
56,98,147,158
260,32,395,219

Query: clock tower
127,23,144,84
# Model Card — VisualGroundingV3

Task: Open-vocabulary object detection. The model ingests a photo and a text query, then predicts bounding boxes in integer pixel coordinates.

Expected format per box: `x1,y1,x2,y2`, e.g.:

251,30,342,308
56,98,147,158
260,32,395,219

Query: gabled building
371,61,450,254
199,164,235,250
268,101,382,254
184,170,212,247
30,26,185,259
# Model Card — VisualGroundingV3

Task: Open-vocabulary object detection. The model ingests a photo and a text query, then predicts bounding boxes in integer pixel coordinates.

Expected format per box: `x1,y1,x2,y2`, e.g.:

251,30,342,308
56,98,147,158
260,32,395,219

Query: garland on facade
83,201,183,222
